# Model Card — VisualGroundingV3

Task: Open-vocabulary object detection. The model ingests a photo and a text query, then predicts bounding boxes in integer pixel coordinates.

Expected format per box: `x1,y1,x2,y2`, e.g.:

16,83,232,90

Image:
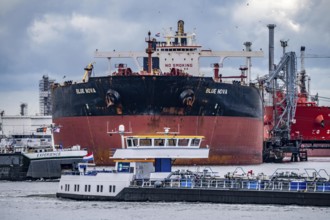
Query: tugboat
56,125,330,206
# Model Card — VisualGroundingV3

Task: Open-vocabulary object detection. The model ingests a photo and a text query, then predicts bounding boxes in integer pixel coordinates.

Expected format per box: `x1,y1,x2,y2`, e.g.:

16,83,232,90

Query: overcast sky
0,0,329,115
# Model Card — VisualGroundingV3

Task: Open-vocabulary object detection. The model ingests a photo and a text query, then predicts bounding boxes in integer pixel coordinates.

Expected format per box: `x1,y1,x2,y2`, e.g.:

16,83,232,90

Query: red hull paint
292,105,330,140
293,105,330,156
53,116,263,165
264,105,330,156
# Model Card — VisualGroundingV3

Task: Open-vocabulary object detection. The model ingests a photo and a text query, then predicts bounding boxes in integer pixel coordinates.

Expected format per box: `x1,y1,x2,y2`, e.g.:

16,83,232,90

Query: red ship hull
292,105,330,156
53,115,263,165
264,104,330,157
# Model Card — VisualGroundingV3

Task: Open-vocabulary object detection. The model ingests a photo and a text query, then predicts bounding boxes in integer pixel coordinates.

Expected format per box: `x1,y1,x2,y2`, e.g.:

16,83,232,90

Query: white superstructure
57,126,210,199
0,115,52,137
94,20,263,83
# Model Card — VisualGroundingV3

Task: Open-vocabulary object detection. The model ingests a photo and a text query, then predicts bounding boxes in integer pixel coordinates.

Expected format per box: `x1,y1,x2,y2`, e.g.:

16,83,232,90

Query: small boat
0,125,88,180
56,125,330,206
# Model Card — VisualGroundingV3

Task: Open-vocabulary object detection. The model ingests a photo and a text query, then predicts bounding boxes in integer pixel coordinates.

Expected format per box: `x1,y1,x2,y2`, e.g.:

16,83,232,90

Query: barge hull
57,187,330,207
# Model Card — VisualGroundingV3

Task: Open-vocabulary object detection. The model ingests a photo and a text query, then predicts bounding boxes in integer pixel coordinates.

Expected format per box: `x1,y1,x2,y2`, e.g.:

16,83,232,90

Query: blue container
316,183,330,192
290,181,307,191
248,181,259,189
180,179,192,187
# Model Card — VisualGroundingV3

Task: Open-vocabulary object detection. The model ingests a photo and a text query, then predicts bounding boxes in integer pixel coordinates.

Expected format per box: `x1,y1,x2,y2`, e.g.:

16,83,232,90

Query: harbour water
1,157,330,220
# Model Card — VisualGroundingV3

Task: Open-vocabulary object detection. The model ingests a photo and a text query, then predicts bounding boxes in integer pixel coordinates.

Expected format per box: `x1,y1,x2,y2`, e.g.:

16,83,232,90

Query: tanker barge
57,127,330,206
52,20,264,165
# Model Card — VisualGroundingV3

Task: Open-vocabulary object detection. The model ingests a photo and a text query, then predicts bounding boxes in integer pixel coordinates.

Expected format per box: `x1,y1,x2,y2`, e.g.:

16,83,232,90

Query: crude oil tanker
52,20,264,165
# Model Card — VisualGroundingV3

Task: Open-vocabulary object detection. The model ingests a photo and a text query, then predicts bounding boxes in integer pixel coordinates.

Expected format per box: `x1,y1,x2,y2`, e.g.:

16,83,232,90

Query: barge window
139,138,152,146
154,139,165,146
178,139,189,146
191,138,200,146
85,185,88,192
127,139,132,147
109,185,116,193
127,138,138,147
88,185,91,192
65,184,70,191
74,184,78,192
166,139,177,146
97,185,103,193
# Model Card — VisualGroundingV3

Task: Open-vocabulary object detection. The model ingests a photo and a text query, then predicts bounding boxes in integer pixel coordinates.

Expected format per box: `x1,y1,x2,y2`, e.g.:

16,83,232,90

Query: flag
155,33,160,37
53,127,60,133
83,152,94,162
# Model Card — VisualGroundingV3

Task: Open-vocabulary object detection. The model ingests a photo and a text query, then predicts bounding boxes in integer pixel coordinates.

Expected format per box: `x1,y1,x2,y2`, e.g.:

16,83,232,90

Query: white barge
56,126,330,206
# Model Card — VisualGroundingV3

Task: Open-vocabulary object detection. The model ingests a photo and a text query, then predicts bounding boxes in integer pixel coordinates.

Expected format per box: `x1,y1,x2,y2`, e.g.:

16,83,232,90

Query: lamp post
0,110,4,136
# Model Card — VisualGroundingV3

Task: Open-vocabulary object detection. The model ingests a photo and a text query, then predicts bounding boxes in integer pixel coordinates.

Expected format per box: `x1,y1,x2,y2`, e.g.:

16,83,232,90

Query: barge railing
131,178,330,193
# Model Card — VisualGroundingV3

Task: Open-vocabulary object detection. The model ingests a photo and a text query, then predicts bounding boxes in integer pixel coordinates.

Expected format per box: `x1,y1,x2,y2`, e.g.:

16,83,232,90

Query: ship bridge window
166,139,177,147
139,138,152,146
154,139,165,146
127,139,132,147
191,138,201,146
126,138,138,147
178,139,189,147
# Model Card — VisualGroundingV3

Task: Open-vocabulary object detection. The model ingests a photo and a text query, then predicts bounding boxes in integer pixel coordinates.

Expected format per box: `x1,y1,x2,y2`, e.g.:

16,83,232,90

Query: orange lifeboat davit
315,114,325,127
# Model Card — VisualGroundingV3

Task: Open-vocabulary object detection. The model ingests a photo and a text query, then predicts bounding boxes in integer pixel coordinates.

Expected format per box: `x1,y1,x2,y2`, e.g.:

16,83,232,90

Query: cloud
28,14,69,45
0,0,330,115
0,0,21,16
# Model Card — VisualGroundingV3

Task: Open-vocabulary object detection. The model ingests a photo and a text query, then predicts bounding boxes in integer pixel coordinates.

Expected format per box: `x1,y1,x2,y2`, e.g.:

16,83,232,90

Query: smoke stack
300,46,306,71
20,103,28,116
267,24,276,73
177,20,184,36
300,46,307,97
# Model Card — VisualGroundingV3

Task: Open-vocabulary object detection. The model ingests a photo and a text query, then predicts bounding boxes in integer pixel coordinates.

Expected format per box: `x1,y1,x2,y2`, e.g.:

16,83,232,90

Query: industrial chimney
267,24,276,73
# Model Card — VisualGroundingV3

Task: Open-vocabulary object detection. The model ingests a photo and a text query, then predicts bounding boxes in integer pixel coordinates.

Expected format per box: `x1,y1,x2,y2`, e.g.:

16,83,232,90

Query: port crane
262,25,330,162
261,25,303,162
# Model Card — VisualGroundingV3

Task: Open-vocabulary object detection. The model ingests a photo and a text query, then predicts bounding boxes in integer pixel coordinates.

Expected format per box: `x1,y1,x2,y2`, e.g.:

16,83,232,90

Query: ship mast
145,31,155,74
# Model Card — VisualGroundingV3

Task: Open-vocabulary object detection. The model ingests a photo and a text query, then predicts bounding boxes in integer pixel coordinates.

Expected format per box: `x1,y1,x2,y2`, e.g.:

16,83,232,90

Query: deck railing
130,178,330,193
